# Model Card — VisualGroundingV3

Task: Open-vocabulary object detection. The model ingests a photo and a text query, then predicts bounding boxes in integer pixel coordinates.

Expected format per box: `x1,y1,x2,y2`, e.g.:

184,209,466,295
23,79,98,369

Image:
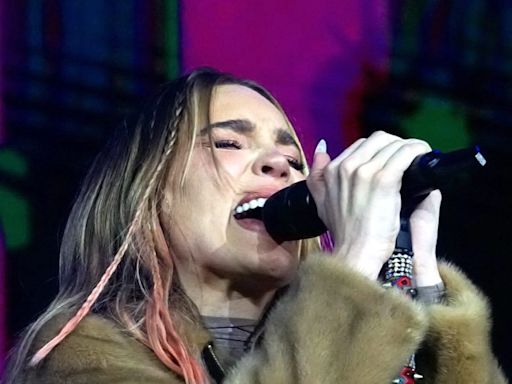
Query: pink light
181,0,390,161
0,0,7,374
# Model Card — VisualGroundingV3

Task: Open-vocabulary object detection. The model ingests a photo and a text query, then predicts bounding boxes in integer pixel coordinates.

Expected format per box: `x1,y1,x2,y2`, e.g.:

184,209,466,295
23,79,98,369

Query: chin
253,250,300,284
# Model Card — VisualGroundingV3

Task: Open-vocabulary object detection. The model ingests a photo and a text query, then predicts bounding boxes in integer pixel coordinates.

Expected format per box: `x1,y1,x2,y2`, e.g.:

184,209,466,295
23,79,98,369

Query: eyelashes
213,140,305,172
286,157,305,172
214,140,242,149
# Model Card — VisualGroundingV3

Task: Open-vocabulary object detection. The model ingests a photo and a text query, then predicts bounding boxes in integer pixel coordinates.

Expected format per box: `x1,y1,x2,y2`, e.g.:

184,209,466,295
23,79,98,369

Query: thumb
309,139,331,182
307,139,331,222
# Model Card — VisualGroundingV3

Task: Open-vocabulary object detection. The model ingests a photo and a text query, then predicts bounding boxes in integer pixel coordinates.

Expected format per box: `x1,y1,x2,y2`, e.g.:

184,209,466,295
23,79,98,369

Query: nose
253,150,291,180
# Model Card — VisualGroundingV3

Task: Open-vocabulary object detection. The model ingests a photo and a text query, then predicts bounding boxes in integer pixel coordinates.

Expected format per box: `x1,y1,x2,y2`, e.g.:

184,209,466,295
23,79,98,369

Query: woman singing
3,68,507,383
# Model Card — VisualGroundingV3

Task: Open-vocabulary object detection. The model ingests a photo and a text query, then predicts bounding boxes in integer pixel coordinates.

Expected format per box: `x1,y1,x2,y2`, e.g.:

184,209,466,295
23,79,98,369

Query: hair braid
5,69,322,384
30,84,209,384
143,85,209,383
29,191,148,366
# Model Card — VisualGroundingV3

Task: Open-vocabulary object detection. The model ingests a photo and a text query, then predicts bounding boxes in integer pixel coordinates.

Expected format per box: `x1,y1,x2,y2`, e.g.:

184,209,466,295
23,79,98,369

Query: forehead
210,84,290,132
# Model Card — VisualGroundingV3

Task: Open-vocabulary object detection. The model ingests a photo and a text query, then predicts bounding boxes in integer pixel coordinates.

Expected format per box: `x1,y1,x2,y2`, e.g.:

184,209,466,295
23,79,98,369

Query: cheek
215,151,249,178
292,170,306,183
184,151,218,189
180,152,237,212
188,149,246,183
179,149,248,207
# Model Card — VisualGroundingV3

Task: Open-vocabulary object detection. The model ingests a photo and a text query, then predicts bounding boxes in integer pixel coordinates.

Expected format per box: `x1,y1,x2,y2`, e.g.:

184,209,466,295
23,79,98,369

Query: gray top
203,316,257,370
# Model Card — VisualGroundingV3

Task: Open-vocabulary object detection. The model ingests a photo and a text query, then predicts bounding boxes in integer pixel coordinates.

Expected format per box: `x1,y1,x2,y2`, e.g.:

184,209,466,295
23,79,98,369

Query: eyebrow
200,119,255,136
200,119,300,149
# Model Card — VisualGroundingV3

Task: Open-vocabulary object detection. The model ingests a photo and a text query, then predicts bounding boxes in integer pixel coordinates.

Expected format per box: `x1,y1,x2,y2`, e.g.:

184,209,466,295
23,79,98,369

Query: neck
178,269,280,320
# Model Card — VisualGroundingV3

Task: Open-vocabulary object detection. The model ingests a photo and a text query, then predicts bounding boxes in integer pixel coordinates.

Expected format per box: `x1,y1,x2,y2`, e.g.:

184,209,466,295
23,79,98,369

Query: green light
163,0,180,79
0,149,28,177
0,187,31,250
0,149,31,250
400,96,472,151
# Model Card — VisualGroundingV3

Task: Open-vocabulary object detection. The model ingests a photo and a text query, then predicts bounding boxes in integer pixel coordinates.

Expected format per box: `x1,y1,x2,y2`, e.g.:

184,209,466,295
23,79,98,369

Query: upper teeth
235,198,267,214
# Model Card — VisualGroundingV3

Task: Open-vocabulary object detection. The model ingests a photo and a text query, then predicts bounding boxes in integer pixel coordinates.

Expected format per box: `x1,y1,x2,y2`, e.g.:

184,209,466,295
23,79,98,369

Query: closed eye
286,157,305,172
214,140,242,149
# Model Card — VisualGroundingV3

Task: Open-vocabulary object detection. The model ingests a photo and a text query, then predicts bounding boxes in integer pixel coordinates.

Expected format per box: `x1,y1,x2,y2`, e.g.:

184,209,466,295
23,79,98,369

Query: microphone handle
262,146,486,242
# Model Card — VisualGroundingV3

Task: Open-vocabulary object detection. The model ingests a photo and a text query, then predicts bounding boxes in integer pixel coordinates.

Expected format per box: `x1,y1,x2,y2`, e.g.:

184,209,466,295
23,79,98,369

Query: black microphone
262,146,486,242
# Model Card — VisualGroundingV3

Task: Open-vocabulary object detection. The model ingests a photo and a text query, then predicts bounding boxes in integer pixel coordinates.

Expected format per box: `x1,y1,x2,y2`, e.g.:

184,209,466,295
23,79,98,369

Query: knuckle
406,139,432,152
354,164,374,181
324,163,337,179
340,158,358,175
374,169,399,187
371,130,400,141
399,143,429,159
431,189,442,202
371,130,387,138
352,137,366,146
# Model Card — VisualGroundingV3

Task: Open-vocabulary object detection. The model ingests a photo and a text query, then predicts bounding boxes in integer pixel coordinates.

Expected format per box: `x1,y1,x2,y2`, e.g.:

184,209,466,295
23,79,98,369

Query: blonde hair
3,68,320,383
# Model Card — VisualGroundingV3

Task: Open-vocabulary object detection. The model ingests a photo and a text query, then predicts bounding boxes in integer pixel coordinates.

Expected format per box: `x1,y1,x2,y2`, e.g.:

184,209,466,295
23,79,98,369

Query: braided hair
4,68,320,384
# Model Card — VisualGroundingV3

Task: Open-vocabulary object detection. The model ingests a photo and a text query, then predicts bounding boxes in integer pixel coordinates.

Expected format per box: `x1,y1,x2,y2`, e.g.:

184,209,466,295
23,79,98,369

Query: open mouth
233,198,266,221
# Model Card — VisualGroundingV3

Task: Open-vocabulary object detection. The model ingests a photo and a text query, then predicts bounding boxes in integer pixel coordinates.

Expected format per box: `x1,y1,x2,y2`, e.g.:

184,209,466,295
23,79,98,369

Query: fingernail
315,139,327,154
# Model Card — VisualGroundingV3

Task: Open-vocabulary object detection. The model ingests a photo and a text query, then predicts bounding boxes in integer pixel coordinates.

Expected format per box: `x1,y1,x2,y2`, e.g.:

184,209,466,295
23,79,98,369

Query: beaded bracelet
382,249,416,299
383,248,423,383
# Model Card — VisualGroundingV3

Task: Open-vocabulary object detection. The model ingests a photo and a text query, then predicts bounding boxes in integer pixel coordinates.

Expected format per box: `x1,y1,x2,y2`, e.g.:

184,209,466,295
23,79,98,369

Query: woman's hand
307,131,440,281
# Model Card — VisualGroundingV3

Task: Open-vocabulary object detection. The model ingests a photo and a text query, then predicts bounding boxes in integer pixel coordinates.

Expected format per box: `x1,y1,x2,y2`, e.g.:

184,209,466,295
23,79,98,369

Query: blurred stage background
0,0,511,377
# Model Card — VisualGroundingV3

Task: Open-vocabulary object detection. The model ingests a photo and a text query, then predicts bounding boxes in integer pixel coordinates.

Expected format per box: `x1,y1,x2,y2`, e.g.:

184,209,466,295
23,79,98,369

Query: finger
410,190,442,246
330,131,403,169
355,138,431,179
307,139,331,192
332,137,366,163
354,139,405,177
311,138,331,172
410,190,441,256
411,191,443,287
379,140,432,182
410,189,442,224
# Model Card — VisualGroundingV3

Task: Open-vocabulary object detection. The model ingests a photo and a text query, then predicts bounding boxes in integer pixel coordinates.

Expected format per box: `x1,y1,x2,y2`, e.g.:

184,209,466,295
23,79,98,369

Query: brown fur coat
19,255,508,383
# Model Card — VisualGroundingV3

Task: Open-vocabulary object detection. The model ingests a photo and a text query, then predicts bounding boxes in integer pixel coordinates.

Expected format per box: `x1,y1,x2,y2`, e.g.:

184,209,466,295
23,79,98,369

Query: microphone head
262,181,327,242
400,146,487,201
